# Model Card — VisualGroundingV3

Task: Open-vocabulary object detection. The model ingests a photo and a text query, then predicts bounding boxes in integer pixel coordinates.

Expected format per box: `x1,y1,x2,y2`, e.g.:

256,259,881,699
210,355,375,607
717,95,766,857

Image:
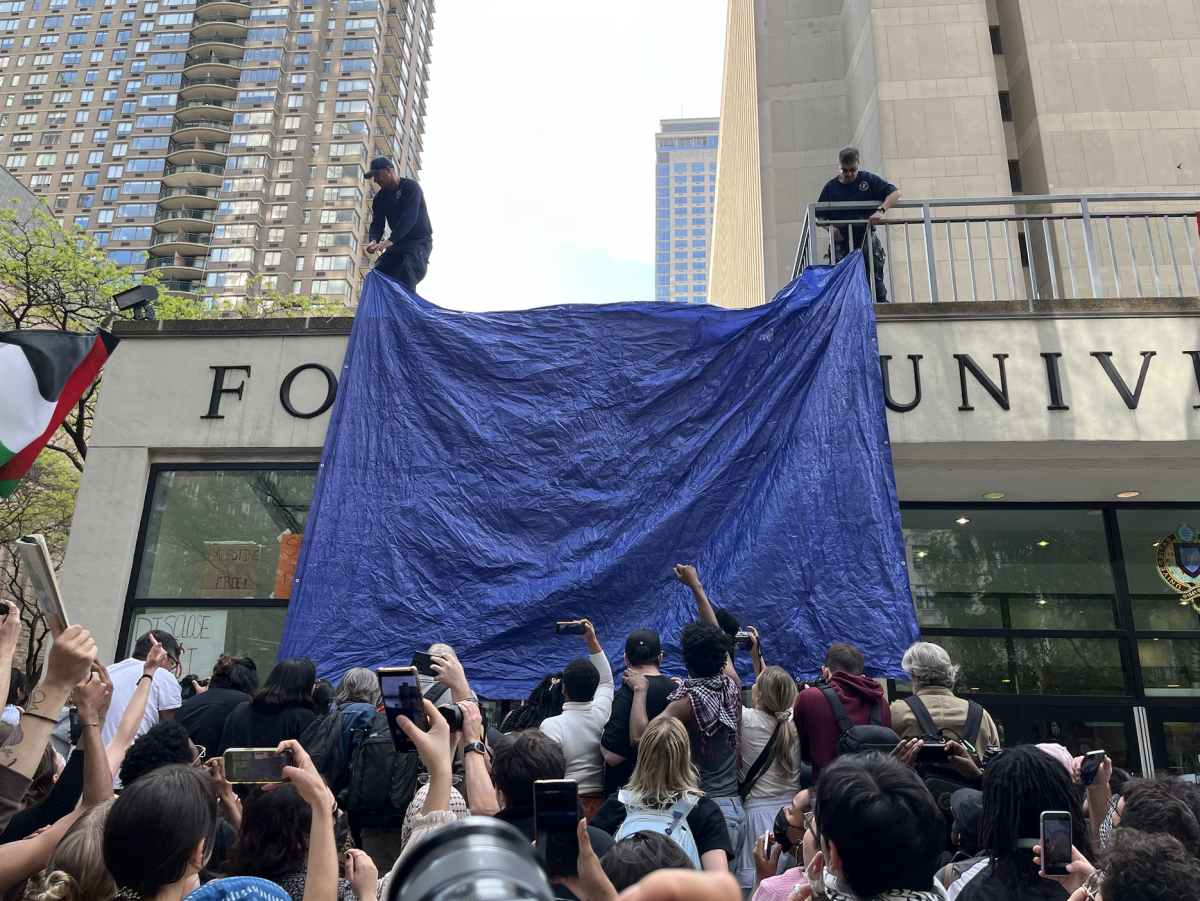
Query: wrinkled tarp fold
278,253,919,694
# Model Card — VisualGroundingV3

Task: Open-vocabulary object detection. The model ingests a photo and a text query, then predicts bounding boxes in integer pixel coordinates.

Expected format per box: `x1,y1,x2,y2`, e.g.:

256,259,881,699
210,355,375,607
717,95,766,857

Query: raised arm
276,741,338,901
74,662,113,806
674,565,718,627
2,622,96,778
106,635,170,778
580,620,614,711
0,601,17,723
458,701,498,817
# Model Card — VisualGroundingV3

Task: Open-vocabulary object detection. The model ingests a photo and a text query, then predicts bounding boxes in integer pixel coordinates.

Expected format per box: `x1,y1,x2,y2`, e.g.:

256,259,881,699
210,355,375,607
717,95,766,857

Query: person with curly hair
1035,828,1200,901
118,722,197,788
628,565,747,873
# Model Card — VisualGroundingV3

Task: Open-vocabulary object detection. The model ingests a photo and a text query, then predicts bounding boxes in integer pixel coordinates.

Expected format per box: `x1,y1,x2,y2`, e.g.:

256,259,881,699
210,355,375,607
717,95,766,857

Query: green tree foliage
0,452,78,683
0,204,352,674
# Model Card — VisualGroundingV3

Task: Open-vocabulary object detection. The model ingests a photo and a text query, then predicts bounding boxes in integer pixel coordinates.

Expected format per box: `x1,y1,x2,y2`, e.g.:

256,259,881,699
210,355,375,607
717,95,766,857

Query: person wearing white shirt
538,618,614,820
101,629,184,748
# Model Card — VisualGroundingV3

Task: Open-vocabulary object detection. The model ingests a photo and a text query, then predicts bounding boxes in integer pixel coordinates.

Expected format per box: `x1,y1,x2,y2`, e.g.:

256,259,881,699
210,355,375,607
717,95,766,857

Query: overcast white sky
414,0,726,312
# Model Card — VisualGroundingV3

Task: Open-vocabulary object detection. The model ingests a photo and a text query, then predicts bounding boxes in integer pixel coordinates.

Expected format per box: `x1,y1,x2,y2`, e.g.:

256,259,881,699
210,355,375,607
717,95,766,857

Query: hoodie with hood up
793,670,890,780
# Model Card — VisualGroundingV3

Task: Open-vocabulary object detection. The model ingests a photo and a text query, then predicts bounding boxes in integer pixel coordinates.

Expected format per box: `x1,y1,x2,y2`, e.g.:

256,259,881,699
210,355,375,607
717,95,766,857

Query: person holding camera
888,642,999,755
539,619,614,820
792,643,889,782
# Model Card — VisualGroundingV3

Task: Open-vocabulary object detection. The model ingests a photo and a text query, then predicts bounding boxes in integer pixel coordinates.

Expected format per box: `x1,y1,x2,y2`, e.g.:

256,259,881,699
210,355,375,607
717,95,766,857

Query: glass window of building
127,467,317,679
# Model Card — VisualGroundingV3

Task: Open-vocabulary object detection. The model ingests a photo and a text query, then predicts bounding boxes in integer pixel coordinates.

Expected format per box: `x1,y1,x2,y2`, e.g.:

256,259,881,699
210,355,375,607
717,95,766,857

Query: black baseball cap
950,789,984,849
364,156,394,177
625,628,661,658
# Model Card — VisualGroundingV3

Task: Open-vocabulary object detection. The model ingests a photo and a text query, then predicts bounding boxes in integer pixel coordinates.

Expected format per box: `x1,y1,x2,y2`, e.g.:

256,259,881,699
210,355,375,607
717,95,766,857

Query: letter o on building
279,363,338,419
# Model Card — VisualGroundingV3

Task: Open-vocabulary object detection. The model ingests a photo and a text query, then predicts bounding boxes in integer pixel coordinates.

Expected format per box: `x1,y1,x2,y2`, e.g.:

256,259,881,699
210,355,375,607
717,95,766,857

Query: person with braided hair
500,672,566,733
951,744,1095,901
737,666,803,890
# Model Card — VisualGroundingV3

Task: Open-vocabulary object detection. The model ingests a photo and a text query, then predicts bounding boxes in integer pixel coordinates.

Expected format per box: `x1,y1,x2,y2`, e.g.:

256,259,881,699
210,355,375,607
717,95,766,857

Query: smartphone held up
1039,811,1073,877
555,622,587,636
534,779,579,878
377,665,428,754
1080,750,1106,786
223,748,294,784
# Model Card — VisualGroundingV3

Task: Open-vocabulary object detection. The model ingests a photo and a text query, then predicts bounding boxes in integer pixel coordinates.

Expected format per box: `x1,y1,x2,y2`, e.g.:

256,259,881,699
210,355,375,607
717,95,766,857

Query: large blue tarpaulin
278,253,919,695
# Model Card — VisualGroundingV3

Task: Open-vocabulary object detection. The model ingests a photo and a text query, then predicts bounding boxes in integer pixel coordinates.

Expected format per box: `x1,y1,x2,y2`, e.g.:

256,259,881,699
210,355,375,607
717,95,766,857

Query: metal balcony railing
193,14,249,27
146,255,209,271
150,231,213,246
167,139,230,156
794,193,1200,305
195,0,249,8
176,97,236,112
158,277,203,292
180,76,239,91
158,185,221,200
154,208,217,224
163,163,225,178
183,54,244,69
188,32,246,48
171,118,233,133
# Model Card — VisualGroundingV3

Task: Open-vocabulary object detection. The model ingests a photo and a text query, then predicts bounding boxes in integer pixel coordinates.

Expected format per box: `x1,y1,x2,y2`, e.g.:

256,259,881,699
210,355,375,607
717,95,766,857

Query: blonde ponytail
756,667,799,779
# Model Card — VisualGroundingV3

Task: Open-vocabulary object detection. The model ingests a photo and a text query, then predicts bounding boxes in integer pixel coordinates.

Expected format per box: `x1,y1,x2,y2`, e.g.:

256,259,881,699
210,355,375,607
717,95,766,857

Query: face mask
806,854,826,901
773,807,797,854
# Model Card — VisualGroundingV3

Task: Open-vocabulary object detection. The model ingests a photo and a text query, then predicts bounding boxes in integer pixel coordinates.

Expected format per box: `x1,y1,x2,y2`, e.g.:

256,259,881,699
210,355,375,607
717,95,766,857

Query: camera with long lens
438,704,464,732
387,817,553,901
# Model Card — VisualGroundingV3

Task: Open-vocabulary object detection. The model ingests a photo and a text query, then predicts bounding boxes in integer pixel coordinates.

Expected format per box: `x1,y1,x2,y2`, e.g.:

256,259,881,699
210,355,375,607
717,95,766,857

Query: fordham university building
56,0,1200,782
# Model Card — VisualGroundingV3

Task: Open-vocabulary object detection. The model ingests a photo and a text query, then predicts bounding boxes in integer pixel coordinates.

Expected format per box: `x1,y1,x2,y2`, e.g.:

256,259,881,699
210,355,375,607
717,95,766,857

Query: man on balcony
365,155,433,291
817,147,899,303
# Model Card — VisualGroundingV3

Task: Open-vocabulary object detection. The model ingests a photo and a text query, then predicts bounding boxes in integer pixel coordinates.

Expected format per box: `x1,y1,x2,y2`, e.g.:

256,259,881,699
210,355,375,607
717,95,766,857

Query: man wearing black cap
599,628,675,796
364,155,433,290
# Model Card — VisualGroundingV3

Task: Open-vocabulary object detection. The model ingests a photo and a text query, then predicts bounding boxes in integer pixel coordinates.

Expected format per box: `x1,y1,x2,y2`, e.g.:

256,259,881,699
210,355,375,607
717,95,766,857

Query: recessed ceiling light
982,492,1006,499
1116,491,1140,498
1001,679,1011,683
1169,684,1181,688
915,551,927,558
1036,540,1050,546
955,517,970,525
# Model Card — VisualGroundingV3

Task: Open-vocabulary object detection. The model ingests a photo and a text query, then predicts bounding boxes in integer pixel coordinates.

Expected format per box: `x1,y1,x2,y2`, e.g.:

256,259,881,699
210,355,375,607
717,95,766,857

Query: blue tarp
278,252,919,695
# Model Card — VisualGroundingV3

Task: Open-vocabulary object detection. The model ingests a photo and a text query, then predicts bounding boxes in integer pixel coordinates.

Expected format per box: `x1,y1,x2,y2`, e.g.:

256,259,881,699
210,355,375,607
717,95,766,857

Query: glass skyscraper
654,116,717,303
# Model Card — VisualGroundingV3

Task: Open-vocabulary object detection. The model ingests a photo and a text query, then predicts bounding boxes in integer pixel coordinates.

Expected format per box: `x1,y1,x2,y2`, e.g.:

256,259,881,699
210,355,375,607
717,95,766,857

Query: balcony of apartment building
144,253,210,279
194,0,250,11
179,74,240,100
794,193,1200,311
182,53,244,77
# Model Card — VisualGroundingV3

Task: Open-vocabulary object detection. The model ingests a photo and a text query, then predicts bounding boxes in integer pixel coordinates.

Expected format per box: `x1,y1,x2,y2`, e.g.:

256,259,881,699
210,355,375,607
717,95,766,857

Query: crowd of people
1,563,1199,901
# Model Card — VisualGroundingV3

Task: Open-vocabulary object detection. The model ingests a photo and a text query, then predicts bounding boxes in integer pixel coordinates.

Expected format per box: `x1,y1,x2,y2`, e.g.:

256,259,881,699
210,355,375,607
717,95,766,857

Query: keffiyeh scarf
667,673,740,761
824,872,949,901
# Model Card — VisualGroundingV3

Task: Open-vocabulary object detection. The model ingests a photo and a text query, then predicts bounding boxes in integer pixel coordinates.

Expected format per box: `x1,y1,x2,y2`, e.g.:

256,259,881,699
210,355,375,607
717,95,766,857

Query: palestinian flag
0,330,119,498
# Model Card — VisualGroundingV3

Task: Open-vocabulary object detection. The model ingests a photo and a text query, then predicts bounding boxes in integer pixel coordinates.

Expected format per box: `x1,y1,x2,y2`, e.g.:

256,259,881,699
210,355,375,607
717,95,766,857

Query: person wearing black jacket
176,655,258,754
217,658,317,756
364,156,433,290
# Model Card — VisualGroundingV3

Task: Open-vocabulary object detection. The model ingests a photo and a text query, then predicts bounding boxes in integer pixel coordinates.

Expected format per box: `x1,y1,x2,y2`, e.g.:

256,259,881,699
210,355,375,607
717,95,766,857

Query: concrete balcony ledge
113,316,355,336
876,295,1200,320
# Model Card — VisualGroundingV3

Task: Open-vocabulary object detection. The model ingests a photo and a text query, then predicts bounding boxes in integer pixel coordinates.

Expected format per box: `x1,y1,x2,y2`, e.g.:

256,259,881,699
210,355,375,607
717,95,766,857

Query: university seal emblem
1155,523,1200,611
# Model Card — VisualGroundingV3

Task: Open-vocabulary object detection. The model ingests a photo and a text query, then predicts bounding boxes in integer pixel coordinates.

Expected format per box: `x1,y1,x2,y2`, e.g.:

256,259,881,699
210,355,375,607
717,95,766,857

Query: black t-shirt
590,793,734,859
601,674,674,796
817,170,898,247
176,688,252,754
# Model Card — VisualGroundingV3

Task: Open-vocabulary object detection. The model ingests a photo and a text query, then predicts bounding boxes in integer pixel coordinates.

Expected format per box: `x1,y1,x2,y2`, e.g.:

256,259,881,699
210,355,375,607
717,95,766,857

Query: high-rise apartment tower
654,117,717,303
0,0,432,307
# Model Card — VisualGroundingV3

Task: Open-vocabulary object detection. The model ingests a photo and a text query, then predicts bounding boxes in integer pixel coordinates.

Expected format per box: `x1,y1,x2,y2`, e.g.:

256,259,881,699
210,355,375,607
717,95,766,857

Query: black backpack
903,695,985,818
343,681,453,841
344,708,421,841
819,685,900,756
299,706,348,797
